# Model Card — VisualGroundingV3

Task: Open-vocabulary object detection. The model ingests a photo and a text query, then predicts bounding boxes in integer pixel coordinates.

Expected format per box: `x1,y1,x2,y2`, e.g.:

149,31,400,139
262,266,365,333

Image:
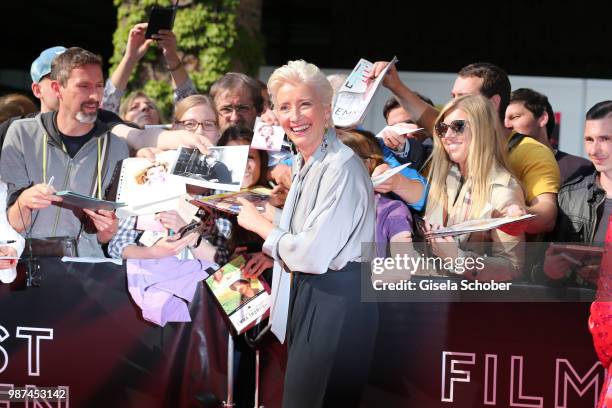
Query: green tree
111,0,264,118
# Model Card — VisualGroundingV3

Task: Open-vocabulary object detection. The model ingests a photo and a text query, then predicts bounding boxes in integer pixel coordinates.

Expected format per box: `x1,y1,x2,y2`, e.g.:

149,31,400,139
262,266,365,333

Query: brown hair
0,93,37,122
210,73,263,114
218,125,269,187
336,129,384,175
50,47,102,87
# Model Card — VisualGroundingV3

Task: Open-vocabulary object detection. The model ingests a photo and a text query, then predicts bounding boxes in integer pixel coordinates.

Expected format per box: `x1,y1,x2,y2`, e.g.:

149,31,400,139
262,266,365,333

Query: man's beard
76,110,97,124
76,101,98,124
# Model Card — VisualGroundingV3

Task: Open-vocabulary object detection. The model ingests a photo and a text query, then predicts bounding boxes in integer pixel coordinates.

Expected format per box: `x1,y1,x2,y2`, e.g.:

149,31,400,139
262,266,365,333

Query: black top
47,112,97,158
60,127,97,158
556,150,594,186
593,197,612,245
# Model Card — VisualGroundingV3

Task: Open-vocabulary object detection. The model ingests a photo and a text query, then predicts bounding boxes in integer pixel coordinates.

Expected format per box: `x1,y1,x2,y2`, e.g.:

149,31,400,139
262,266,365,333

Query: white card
139,230,167,247
375,125,424,139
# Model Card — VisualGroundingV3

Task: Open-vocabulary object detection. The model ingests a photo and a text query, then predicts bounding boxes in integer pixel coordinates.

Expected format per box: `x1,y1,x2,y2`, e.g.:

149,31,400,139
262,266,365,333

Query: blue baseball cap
30,46,67,83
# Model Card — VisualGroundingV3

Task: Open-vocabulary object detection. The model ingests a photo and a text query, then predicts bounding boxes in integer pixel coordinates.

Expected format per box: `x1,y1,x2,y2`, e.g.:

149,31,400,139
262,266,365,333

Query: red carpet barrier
0,260,600,407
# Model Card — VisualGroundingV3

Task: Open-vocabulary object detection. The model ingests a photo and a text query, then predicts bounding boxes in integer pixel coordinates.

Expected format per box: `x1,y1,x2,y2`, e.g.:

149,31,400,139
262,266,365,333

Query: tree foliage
111,0,264,117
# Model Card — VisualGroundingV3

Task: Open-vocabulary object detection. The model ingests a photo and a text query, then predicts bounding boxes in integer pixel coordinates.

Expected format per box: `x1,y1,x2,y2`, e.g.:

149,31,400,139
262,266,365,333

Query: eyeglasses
175,119,218,132
218,104,254,116
435,119,468,138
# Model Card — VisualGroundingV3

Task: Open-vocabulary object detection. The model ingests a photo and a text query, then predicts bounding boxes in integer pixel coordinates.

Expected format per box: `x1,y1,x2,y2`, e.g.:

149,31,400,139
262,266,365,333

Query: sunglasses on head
435,119,468,138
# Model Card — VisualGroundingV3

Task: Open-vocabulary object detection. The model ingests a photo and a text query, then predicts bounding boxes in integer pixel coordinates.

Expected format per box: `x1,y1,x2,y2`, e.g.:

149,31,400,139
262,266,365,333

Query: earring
321,134,328,152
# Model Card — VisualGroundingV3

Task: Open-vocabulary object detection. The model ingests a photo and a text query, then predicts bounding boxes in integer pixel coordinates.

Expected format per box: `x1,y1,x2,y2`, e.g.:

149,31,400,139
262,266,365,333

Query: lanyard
42,132,103,199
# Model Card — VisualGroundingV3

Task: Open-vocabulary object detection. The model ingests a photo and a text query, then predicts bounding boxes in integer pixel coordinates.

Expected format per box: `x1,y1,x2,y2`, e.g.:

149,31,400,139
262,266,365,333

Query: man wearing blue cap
30,46,67,113
0,46,67,154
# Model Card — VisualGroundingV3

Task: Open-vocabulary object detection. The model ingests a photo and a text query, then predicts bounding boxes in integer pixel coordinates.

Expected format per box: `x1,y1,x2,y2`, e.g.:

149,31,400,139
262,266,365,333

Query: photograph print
170,145,249,192
251,116,285,151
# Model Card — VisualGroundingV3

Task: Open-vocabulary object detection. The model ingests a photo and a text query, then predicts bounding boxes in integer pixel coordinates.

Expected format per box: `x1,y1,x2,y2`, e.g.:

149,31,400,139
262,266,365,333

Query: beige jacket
423,165,526,281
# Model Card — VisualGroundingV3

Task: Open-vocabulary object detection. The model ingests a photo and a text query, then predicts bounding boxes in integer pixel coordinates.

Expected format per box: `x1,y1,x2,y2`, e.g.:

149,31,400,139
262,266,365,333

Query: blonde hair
134,162,168,185
428,94,513,219
268,60,333,109
119,91,163,123
173,94,216,122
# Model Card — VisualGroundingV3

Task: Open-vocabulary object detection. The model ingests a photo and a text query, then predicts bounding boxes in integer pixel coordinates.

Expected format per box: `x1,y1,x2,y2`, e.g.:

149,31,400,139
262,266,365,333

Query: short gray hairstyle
267,60,333,108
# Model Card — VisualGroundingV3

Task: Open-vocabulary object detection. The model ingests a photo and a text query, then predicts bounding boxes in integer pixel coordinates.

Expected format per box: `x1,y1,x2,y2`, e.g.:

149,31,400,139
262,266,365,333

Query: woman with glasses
424,94,526,281
235,60,377,408
108,94,229,262
172,95,220,145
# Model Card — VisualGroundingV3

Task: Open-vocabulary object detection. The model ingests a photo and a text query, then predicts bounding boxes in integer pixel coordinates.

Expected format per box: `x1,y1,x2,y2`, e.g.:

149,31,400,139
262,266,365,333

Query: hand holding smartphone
144,3,177,39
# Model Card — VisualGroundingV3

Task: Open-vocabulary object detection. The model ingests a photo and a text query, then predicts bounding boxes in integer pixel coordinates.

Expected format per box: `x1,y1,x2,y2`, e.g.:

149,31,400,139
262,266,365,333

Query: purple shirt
127,257,215,326
376,194,413,258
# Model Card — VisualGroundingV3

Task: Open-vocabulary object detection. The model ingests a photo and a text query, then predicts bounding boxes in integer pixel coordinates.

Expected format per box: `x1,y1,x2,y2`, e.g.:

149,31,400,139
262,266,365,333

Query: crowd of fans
1,21,612,407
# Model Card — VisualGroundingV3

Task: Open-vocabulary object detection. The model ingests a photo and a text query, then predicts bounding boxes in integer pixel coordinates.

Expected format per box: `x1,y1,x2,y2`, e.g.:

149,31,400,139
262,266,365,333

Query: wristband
166,60,183,72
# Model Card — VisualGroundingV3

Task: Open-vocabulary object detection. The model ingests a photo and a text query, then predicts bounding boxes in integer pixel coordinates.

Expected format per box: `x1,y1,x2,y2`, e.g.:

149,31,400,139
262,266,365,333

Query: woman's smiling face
274,82,329,158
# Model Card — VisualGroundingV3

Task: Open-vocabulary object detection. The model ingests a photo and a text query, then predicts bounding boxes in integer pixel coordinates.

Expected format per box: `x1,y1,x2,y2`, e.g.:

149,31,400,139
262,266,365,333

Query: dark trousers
282,262,379,408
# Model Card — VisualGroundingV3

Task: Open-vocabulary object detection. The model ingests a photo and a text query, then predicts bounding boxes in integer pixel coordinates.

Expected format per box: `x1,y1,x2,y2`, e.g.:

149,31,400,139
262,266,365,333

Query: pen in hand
47,176,57,194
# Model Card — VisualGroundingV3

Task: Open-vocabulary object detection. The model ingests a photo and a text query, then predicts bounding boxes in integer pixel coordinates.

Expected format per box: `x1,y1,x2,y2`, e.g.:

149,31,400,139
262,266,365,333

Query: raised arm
103,23,153,113
369,61,440,136
153,29,196,99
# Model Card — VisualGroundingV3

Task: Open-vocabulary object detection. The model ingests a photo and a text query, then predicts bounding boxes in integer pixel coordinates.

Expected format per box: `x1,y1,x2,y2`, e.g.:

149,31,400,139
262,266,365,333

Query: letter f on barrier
441,351,475,402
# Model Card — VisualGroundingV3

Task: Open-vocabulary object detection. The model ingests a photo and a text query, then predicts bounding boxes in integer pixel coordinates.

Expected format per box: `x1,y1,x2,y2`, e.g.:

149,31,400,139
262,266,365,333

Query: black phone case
177,221,200,239
145,6,176,39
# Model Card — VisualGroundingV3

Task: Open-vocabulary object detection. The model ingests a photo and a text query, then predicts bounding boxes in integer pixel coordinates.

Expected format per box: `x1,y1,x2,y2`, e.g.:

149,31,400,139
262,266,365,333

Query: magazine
252,117,285,152
204,255,271,334
549,243,604,266
193,187,271,215
332,56,398,128
169,146,249,192
55,191,126,211
115,150,186,218
424,214,536,238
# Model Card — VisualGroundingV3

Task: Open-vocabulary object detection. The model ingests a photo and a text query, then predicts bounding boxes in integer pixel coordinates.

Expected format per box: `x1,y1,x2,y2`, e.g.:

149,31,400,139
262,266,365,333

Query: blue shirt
280,142,428,211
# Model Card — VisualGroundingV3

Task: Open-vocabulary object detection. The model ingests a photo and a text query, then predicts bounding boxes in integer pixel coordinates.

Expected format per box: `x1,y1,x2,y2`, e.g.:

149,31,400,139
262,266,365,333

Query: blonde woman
134,162,169,186
424,94,526,281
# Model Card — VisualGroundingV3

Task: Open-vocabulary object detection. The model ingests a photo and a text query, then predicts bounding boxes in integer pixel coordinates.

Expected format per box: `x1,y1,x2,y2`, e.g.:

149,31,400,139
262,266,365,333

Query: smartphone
177,220,201,240
144,6,177,39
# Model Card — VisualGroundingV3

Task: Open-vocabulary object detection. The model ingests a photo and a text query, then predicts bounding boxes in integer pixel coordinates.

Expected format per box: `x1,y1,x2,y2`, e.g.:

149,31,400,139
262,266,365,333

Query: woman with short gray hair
237,60,378,407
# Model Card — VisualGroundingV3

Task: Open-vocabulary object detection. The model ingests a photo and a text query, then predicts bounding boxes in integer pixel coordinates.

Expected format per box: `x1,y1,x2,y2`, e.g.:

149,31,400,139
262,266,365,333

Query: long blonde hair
427,94,512,219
